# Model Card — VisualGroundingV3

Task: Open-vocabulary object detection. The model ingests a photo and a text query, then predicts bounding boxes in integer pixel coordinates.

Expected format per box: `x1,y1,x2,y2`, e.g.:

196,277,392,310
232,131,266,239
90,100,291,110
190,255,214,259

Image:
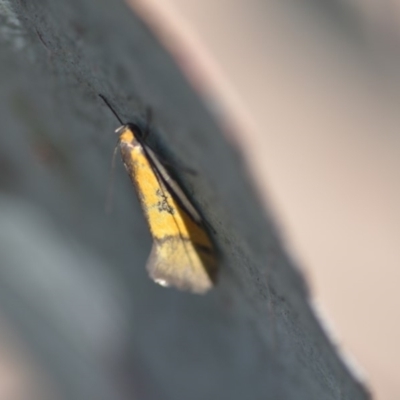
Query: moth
100,95,218,294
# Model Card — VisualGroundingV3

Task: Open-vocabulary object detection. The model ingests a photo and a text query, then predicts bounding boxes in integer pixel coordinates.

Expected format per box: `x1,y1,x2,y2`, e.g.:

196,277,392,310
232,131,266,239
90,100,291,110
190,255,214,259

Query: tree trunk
0,0,370,399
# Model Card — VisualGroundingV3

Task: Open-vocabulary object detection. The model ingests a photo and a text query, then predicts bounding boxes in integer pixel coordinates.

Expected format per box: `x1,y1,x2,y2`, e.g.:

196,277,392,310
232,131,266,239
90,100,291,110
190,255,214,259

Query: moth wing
146,239,214,294
142,144,217,293
144,145,202,224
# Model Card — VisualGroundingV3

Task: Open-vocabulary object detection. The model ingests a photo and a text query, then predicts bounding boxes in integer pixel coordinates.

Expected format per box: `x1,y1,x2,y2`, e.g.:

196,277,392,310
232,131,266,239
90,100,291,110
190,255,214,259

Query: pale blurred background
130,1,400,400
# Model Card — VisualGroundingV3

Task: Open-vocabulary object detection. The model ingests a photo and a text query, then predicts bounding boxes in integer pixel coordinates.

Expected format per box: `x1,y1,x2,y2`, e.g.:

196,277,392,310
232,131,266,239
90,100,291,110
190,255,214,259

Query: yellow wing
147,236,216,294
118,125,218,293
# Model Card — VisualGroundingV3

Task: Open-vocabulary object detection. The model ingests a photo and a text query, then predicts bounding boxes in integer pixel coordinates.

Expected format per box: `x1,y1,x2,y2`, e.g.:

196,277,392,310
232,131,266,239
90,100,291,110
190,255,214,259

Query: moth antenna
99,94,124,125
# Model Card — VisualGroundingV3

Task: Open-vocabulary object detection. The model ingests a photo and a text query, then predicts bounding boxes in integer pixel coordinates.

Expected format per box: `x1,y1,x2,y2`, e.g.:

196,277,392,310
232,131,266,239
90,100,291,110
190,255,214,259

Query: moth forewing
143,144,202,224
147,240,215,294
117,124,218,293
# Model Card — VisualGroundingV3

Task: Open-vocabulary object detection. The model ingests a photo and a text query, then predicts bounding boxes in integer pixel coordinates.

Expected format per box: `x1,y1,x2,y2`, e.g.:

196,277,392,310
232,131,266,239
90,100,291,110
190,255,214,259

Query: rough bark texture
0,0,370,399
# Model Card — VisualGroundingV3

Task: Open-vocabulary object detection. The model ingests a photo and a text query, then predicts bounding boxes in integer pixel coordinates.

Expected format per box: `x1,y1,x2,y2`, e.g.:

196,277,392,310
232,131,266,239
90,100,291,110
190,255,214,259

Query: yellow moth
100,95,218,294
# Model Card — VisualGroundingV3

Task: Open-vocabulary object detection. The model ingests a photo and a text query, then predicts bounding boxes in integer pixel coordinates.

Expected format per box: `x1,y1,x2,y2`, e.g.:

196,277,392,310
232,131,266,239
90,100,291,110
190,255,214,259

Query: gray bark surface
0,0,370,399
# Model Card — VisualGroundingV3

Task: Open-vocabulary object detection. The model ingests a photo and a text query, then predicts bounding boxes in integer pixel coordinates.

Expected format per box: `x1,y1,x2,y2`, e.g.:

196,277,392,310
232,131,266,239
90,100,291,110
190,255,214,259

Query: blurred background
130,1,400,400
0,0,399,399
